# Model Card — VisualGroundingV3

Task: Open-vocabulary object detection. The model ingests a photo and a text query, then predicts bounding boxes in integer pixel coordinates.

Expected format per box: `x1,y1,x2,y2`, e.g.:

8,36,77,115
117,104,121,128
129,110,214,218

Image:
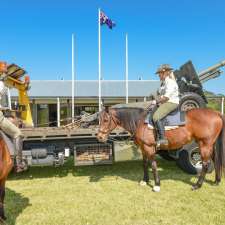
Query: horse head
97,107,118,143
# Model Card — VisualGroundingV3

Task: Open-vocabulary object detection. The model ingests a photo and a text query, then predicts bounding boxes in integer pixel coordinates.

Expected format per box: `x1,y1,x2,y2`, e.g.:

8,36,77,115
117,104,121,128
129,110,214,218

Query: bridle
98,110,117,135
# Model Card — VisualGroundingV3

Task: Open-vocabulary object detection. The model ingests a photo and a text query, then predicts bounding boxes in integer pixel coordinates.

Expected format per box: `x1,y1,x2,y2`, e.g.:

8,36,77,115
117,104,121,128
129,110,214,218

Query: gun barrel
199,60,225,76
199,70,221,83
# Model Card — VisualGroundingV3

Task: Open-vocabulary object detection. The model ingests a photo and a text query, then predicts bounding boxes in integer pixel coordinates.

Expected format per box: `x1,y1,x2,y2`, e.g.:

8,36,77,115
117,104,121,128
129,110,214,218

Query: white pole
222,97,224,115
72,34,75,122
57,97,60,127
98,8,102,112
125,33,129,104
7,88,12,110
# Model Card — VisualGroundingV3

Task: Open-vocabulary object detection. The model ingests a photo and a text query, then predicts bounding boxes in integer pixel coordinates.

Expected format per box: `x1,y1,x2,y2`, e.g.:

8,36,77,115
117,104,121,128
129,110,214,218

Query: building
10,80,160,127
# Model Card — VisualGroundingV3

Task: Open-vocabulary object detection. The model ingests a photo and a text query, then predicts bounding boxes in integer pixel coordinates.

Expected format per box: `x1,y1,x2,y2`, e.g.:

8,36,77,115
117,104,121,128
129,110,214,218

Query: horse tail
0,141,3,179
214,115,225,178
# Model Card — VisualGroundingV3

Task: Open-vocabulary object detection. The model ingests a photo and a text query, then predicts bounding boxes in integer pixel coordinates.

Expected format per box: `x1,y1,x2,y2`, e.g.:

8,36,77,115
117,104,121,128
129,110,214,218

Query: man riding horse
150,64,179,148
0,62,27,173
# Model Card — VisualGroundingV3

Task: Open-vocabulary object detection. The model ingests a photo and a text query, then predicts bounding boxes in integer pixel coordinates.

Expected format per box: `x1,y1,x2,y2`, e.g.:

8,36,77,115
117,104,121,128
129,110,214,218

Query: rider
152,64,179,148
0,61,27,173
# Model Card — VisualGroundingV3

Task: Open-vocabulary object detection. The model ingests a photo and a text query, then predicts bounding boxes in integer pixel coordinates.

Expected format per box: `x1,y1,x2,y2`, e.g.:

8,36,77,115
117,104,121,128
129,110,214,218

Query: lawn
4,157,225,225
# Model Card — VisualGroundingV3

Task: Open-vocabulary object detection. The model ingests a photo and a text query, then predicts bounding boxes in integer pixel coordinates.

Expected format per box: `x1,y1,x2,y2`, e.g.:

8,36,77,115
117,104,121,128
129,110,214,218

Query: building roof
10,80,160,98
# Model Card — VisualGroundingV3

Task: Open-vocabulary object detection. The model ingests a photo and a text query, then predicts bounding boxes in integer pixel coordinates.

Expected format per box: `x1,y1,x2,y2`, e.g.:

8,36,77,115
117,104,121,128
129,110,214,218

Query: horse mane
113,107,147,135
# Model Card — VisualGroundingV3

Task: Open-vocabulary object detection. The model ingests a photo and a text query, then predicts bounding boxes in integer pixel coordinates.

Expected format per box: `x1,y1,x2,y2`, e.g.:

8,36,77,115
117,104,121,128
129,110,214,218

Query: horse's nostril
97,135,102,140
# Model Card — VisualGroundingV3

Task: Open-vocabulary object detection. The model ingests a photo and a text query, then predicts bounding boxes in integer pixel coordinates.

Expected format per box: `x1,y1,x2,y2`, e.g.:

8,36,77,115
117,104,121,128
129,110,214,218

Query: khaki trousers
153,102,178,122
0,111,22,138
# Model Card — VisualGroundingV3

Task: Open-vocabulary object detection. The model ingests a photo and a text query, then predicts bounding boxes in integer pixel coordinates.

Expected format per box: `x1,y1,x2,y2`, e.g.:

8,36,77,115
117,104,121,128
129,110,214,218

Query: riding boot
145,113,152,124
154,120,168,148
14,136,28,173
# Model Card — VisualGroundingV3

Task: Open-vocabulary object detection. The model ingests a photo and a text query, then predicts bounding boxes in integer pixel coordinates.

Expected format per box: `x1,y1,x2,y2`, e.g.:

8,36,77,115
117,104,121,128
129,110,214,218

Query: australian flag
100,11,116,29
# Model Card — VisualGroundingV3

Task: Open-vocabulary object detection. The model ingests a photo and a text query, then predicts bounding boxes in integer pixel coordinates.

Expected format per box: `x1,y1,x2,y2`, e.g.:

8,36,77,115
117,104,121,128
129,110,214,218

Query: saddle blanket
146,108,186,130
147,124,179,131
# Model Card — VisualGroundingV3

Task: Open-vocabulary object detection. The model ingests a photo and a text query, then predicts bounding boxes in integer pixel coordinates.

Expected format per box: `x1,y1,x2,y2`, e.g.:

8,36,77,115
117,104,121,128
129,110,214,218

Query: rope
35,113,98,129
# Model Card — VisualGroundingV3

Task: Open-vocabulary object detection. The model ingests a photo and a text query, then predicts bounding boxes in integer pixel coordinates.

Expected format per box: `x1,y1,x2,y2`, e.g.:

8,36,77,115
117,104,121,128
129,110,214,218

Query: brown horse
97,104,225,192
0,137,13,221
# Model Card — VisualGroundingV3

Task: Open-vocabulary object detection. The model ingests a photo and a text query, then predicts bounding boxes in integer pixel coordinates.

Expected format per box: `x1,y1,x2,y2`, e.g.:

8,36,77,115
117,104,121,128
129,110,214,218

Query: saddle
145,107,186,130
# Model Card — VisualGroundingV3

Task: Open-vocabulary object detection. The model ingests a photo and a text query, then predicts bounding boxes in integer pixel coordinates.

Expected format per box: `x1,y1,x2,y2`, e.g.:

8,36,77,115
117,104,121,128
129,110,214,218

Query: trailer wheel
180,92,206,111
176,146,214,174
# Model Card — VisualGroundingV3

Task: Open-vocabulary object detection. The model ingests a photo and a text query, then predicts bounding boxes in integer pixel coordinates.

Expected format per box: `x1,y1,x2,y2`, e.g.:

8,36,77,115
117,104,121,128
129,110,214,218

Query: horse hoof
152,186,160,192
139,180,147,186
191,185,200,191
0,215,6,221
214,180,220,186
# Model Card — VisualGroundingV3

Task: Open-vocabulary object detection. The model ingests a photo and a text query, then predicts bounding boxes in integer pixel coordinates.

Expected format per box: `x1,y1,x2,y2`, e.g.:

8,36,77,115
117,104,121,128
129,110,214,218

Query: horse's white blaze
153,186,160,192
139,180,147,186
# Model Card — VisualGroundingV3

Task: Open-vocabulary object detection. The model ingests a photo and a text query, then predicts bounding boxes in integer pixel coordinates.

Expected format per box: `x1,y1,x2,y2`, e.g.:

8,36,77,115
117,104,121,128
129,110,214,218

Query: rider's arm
156,96,169,104
156,78,178,104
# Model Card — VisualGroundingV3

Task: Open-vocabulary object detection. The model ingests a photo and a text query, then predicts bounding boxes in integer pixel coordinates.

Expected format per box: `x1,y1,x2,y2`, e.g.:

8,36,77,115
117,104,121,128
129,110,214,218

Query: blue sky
0,0,225,94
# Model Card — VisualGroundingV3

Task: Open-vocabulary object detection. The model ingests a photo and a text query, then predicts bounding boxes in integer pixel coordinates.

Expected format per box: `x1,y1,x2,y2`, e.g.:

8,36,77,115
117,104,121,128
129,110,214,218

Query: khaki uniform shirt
159,76,179,104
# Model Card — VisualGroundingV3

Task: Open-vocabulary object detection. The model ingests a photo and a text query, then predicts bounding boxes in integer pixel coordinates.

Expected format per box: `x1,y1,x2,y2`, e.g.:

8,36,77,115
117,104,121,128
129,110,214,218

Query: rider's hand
152,100,157,105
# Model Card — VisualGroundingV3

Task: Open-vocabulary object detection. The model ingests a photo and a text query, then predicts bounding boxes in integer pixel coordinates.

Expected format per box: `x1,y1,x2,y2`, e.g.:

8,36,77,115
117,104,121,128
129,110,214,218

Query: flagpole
72,33,75,122
98,8,102,112
125,33,129,104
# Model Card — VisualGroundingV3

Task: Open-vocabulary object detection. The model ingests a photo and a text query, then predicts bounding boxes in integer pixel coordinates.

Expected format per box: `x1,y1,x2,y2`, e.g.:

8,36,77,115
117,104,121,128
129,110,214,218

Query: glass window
37,104,49,127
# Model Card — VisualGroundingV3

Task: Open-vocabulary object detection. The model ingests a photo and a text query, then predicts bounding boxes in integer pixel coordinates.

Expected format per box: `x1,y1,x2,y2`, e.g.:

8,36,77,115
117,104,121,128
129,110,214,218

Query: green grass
4,158,225,225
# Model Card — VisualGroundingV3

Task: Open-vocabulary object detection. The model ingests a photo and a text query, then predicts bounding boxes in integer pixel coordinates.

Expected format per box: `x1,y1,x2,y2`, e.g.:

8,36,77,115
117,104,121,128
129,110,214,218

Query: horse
0,136,13,221
96,104,225,192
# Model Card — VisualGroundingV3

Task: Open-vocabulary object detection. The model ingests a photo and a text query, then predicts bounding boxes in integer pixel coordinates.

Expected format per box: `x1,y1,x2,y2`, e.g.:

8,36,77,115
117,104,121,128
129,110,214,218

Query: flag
100,11,116,29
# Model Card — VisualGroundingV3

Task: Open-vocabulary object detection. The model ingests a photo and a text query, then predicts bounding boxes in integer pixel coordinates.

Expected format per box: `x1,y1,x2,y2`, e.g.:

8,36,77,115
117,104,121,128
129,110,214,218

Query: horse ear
105,106,109,113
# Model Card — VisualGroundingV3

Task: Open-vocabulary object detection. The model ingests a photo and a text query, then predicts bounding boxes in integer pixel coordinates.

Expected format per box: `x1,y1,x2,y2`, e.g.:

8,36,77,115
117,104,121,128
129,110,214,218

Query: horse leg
192,161,209,190
143,144,160,192
0,140,13,221
140,154,149,186
214,168,221,186
151,157,160,192
192,142,213,190
212,147,221,185
0,180,6,221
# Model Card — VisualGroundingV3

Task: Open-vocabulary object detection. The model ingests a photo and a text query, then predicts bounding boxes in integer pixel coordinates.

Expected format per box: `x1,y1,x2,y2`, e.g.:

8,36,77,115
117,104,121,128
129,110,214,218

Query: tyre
180,92,206,111
176,142,214,174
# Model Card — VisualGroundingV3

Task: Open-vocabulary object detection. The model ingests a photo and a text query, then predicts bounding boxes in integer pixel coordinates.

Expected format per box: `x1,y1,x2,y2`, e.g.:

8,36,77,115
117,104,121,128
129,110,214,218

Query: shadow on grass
76,158,195,186
7,157,201,187
4,188,30,225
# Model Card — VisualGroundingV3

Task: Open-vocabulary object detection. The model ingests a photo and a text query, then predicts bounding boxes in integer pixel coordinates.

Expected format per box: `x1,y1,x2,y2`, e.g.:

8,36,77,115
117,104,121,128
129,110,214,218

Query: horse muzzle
96,132,108,143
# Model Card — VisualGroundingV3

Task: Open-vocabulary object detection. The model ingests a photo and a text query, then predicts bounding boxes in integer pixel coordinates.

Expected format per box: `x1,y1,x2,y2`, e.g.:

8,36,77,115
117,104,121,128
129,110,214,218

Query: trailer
2,60,225,174
21,126,133,167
